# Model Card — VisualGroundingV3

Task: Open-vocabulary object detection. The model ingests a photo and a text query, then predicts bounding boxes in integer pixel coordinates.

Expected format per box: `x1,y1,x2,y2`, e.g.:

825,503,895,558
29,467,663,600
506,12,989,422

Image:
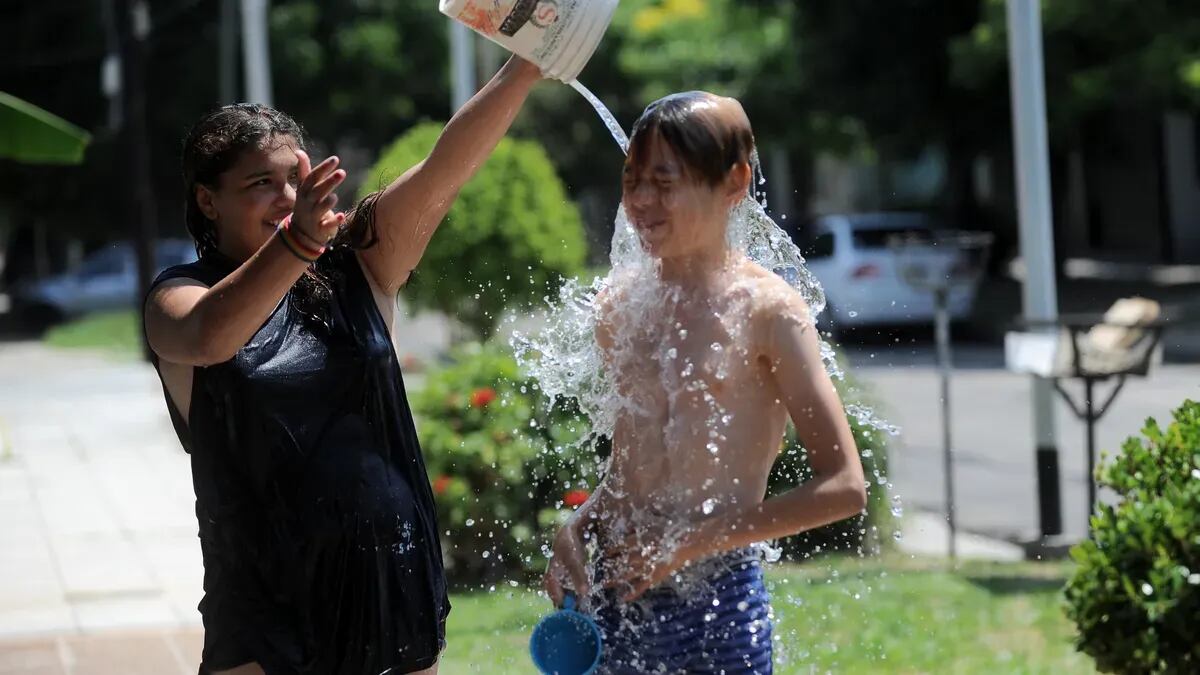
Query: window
805,232,836,259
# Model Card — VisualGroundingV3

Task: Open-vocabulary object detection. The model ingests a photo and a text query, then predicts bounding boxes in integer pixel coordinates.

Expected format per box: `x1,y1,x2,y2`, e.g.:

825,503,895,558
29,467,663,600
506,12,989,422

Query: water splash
569,80,630,155
512,129,902,667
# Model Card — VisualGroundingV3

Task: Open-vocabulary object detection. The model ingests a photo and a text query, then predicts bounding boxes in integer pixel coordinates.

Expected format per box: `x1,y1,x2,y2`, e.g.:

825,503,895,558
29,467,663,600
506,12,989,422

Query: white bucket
439,0,618,82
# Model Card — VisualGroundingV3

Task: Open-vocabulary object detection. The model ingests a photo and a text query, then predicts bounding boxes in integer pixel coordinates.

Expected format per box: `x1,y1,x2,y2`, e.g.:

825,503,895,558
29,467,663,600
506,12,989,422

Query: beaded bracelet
277,218,325,264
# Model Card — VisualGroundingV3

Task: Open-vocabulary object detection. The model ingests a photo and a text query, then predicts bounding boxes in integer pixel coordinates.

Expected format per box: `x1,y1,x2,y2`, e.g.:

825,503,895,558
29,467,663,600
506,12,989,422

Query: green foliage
43,310,140,357
270,1,451,148
362,123,588,338
613,0,793,104
767,375,894,559
413,342,600,586
1064,400,1200,674
952,0,1200,142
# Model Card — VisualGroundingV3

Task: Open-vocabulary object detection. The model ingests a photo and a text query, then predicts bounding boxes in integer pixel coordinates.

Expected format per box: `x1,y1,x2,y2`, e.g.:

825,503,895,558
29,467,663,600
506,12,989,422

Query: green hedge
1064,399,1200,674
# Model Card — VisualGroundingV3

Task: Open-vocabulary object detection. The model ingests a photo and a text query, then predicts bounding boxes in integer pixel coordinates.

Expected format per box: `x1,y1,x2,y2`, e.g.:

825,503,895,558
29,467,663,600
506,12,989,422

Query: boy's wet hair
626,91,756,187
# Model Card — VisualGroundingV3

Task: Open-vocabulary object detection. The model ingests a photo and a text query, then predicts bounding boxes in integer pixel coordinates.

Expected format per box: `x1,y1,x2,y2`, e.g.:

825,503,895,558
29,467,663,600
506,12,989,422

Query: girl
145,56,541,675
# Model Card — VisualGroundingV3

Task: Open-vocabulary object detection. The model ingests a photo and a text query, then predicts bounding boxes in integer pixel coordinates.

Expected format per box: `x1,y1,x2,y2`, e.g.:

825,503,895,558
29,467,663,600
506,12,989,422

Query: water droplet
666,347,678,359
679,329,689,339
848,310,858,318
1191,468,1200,480
482,550,490,559
712,598,721,607
892,531,903,541
710,342,722,352
706,442,719,455
737,601,750,611
702,498,717,515
1141,582,1153,596
1189,573,1200,585
465,519,475,527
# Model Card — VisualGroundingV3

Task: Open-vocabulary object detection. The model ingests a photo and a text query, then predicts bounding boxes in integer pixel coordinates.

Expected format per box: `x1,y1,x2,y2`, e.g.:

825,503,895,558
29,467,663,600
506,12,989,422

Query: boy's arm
689,295,867,553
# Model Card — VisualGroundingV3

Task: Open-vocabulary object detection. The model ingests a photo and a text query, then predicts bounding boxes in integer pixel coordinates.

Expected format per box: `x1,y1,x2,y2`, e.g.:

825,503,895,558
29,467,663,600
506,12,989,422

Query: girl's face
195,135,300,262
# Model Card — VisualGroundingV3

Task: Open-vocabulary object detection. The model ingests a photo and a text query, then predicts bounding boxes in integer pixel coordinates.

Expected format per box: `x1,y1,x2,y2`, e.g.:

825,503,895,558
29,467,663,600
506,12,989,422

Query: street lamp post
1005,0,1063,539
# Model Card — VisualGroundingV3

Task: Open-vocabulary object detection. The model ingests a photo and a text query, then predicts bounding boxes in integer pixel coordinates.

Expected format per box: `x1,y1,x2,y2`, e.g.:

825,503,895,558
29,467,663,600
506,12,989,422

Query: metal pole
1006,0,1063,538
450,22,476,110
1084,378,1097,520
934,287,956,559
114,0,157,360
240,0,273,106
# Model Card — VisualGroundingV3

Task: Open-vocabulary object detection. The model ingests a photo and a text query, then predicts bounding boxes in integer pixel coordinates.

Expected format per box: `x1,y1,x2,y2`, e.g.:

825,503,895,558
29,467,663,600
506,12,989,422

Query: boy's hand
543,523,590,608
601,526,708,602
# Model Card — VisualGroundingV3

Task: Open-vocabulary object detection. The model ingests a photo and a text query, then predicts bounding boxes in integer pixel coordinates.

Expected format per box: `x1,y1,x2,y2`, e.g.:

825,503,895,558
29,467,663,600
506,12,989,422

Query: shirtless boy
543,92,868,674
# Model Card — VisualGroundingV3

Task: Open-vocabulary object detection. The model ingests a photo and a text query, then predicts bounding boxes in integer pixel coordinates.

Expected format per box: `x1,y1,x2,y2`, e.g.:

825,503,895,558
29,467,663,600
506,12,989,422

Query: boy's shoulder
732,260,812,320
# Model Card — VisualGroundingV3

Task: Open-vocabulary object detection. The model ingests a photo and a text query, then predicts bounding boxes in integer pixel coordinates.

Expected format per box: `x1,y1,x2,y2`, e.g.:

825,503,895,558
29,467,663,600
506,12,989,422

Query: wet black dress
147,249,449,675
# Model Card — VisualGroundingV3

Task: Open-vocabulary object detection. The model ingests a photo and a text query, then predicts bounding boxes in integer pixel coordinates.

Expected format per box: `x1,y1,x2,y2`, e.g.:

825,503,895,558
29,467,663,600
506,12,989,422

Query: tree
951,0,1200,143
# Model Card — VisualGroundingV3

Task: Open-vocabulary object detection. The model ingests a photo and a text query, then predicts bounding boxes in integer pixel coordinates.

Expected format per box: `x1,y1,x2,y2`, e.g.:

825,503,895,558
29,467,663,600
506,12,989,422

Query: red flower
563,490,590,508
433,475,453,495
469,387,498,408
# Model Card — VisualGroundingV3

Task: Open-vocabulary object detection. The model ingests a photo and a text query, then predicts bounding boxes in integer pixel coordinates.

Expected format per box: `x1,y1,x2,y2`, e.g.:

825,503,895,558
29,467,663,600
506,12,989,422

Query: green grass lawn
42,309,141,356
441,557,1094,674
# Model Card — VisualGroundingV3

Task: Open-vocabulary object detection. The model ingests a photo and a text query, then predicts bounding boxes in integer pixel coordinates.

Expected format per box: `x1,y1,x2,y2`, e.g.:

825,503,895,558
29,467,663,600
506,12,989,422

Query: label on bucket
441,0,615,81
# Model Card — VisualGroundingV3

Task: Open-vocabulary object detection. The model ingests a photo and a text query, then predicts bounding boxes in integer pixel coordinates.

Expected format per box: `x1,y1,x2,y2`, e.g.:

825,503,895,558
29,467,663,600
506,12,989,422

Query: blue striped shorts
592,549,773,674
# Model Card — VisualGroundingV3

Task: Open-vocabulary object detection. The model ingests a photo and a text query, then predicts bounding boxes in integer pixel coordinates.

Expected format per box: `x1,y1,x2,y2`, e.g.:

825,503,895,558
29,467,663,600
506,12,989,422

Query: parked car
12,239,197,324
794,212,984,331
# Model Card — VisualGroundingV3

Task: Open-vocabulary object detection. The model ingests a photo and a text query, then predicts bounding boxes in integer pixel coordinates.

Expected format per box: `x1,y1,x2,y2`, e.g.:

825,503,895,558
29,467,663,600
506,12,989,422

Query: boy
544,92,868,674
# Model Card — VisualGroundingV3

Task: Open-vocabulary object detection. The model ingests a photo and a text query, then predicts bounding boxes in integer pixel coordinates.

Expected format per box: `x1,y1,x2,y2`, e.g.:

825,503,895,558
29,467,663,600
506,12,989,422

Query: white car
799,213,984,331
13,239,197,324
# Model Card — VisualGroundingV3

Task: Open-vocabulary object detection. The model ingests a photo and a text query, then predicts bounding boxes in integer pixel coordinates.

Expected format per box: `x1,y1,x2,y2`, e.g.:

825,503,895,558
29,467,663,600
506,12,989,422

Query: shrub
412,342,600,586
1064,400,1200,674
360,123,588,338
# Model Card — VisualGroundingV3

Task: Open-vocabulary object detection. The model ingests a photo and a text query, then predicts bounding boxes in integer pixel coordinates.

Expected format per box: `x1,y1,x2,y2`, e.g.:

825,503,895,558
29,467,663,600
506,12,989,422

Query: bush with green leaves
1064,400,1200,674
361,123,588,338
413,342,600,586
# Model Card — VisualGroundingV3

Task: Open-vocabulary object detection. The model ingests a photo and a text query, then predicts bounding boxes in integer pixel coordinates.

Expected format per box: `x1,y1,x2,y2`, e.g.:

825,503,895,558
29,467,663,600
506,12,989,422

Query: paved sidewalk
0,628,202,675
0,343,203,646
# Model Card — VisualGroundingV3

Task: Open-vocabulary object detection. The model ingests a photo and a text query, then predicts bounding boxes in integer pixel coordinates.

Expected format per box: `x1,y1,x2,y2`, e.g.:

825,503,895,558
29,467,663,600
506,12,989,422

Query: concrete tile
165,629,203,672
0,637,66,675
137,535,202,587
72,596,178,633
50,534,155,598
63,633,185,675
0,606,76,638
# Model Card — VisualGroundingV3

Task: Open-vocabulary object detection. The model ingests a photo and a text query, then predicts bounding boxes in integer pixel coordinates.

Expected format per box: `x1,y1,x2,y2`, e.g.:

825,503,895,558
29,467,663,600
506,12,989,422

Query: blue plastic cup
529,593,603,675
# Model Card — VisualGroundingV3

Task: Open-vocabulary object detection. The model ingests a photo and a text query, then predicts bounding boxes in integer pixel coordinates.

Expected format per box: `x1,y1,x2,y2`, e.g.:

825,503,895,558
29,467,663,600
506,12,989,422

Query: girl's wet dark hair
626,91,756,187
181,103,380,323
